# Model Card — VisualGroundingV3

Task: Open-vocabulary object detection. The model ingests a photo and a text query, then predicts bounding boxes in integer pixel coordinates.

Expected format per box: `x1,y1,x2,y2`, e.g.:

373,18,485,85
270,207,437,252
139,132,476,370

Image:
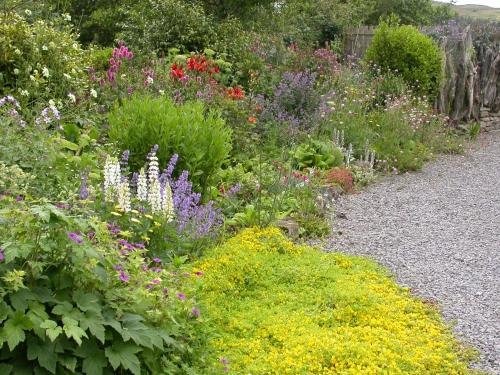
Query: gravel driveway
324,131,500,373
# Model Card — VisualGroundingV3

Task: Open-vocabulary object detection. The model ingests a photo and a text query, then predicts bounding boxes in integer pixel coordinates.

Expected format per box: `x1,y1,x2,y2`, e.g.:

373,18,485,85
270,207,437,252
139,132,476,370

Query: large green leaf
40,320,63,342
75,340,108,375
105,342,141,375
27,336,57,374
79,310,105,344
1,311,33,350
62,317,87,346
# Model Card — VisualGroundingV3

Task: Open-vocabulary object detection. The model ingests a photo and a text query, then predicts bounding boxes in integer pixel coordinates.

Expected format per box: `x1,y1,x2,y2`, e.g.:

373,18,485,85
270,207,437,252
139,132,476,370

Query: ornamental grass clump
195,227,472,374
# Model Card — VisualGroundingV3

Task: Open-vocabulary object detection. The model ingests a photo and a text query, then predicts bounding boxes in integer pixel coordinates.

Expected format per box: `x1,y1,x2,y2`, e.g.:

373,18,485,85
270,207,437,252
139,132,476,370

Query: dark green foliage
0,202,205,374
365,23,443,97
366,0,454,26
108,96,232,192
121,0,215,54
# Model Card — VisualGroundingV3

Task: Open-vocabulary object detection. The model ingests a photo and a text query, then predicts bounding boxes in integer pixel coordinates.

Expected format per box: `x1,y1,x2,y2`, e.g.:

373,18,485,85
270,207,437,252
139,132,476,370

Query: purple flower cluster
68,232,83,244
35,106,60,127
0,246,4,263
107,43,133,83
0,95,20,109
259,71,320,131
158,154,223,239
0,95,26,127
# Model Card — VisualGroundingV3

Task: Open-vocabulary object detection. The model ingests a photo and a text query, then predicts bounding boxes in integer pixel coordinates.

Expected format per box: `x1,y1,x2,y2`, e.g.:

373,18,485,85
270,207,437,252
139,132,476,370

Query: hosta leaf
27,336,57,374
40,320,63,342
105,342,141,375
62,317,87,346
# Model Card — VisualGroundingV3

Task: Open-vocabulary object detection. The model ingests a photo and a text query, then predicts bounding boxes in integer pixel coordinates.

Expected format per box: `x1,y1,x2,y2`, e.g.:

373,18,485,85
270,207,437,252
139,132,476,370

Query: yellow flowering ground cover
196,227,473,374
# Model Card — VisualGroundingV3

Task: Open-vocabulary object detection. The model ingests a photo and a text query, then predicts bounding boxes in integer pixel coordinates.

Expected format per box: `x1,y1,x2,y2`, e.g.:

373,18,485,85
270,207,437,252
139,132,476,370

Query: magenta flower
153,258,161,263
219,358,229,365
119,271,130,282
176,293,186,300
68,232,83,244
0,248,4,263
114,264,123,271
195,271,204,277
191,307,201,318
145,284,153,290
151,279,160,284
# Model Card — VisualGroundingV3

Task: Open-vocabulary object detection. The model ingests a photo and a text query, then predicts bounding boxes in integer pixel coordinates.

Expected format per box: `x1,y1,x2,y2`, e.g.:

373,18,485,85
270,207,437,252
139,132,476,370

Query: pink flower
191,307,201,318
176,293,186,300
119,271,130,282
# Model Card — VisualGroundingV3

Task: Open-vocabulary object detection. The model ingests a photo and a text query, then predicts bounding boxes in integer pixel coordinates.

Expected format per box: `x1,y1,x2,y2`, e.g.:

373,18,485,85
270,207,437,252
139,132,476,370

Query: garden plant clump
0,1,479,373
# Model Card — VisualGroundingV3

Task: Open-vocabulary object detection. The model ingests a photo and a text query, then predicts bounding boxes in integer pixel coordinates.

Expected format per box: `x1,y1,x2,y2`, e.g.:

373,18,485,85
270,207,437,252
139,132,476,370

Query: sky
441,0,500,7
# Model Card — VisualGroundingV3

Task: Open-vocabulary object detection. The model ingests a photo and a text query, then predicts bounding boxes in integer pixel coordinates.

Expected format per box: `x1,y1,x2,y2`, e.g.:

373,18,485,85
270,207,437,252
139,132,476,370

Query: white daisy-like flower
68,93,76,103
90,89,97,98
42,67,49,78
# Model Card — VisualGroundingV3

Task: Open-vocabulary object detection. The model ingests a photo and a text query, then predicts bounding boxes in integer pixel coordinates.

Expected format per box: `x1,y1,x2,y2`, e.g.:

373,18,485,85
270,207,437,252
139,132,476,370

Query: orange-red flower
226,86,245,100
170,63,184,79
247,117,257,123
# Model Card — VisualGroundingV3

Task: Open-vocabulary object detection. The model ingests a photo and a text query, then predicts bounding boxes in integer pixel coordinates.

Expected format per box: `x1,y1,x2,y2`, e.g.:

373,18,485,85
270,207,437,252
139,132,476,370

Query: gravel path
324,131,500,374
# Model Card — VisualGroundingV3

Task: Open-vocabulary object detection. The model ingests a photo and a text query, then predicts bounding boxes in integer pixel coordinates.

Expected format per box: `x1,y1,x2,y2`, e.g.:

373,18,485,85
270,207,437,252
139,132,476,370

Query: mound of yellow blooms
196,227,471,374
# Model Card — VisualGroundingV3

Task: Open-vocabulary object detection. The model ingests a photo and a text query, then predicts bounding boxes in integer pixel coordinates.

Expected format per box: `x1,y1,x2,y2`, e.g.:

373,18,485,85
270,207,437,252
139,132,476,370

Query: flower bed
196,228,470,374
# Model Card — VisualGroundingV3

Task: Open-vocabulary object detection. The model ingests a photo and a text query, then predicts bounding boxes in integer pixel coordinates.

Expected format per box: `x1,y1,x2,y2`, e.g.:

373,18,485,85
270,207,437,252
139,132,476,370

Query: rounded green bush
108,96,232,192
365,23,443,97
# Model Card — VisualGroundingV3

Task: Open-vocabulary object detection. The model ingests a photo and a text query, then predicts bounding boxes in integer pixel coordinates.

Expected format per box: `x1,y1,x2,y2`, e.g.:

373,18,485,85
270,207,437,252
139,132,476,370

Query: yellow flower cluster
196,228,472,374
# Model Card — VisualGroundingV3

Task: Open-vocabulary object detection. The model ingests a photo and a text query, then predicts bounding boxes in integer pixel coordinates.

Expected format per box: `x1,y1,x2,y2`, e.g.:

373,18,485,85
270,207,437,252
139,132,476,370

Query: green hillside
452,4,500,21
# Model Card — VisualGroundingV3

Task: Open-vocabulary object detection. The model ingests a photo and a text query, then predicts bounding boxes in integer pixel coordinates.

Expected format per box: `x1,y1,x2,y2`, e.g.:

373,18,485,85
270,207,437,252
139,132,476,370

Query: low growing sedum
196,227,472,374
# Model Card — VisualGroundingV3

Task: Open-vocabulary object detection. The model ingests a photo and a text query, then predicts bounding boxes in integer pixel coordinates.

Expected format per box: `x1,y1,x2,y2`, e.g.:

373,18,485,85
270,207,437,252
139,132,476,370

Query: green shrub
291,139,344,169
108,96,232,191
365,23,443,97
0,200,207,374
195,227,471,373
89,47,114,72
0,12,90,106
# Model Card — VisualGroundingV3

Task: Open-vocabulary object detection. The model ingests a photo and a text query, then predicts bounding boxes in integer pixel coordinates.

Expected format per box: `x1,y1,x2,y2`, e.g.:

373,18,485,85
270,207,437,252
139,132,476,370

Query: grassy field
453,4,500,21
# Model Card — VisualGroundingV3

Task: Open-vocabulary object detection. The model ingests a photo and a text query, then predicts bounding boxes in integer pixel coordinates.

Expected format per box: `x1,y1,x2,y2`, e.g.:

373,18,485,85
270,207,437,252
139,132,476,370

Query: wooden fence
344,26,376,58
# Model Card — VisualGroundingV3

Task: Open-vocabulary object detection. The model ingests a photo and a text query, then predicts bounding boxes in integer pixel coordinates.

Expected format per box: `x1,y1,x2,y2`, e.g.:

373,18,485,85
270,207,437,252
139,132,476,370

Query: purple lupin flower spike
79,175,89,200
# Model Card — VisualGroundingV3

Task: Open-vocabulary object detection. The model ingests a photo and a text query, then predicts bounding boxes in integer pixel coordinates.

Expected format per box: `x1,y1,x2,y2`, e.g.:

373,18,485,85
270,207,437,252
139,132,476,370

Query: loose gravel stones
324,131,500,374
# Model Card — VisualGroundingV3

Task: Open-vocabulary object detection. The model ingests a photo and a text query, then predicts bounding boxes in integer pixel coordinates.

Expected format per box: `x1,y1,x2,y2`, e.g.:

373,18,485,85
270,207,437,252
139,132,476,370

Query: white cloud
441,0,500,7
